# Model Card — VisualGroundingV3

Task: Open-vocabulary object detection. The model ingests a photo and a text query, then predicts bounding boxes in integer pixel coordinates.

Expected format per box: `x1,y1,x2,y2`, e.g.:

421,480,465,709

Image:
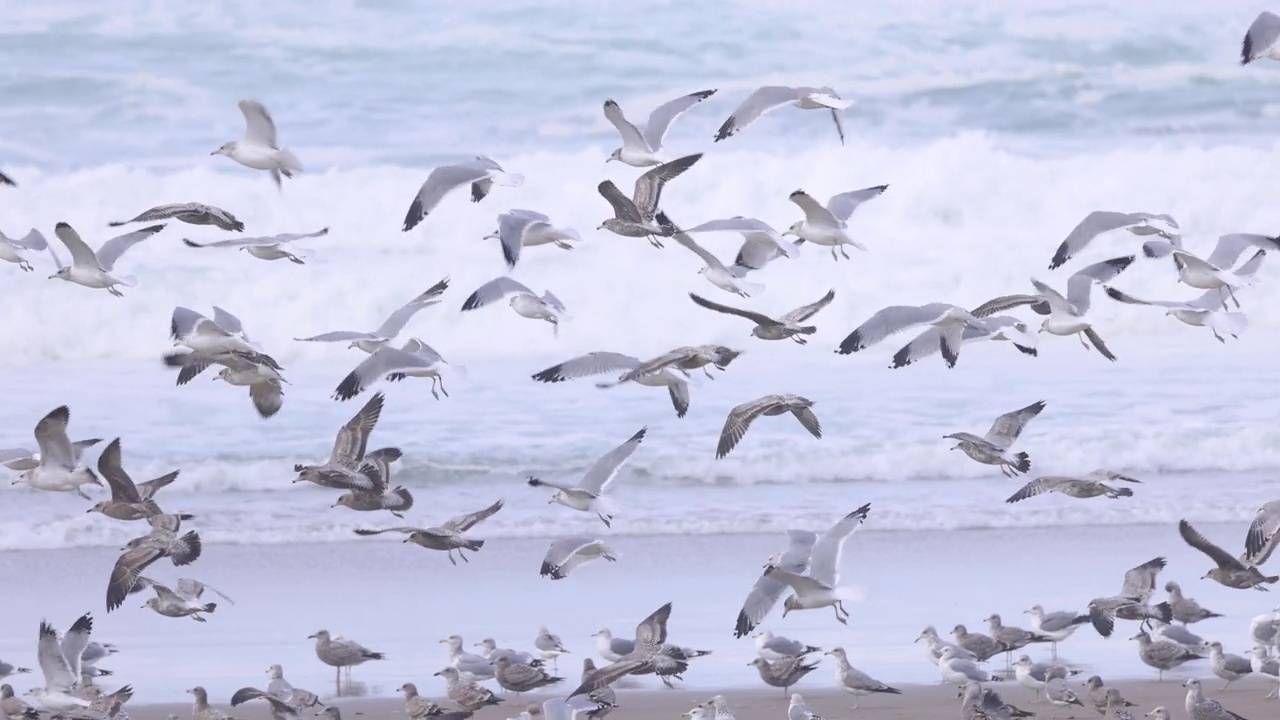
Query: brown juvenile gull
189,687,243,720
1179,519,1279,591
1007,470,1140,503
716,394,821,459
1182,678,1251,720
401,157,523,232
1165,581,1223,625
1,684,39,720
959,681,1033,720
293,392,401,491
397,683,455,720
753,630,819,662
309,630,385,684
540,536,618,580
596,153,702,247
952,624,1007,662
229,688,296,720
748,656,818,696
986,614,1053,669
86,438,180,520
295,279,449,353
610,344,743,384
1206,642,1252,690
577,659,617,720
130,576,233,621
331,456,413,518
1104,688,1137,720
11,405,103,499
688,290,835,344
944,400,1045,477
110,203,244,232
824,647,900,708
265,665,322,709
1130,631,1203,681
494,656,563,695
527,428,646,527
571,603,679,698
1086,676,1133,717
106,513,201,611
433,666,502,711
354,499,503,565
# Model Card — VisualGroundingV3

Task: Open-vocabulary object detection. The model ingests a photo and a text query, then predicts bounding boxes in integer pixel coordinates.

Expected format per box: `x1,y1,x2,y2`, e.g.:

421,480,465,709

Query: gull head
482,230,498,241
12,470,31,486
211,141,236,157
331,494,353,509
49,267,71,281
144,597,161,611
86,501,110,515
785,221,803,236
606,149,622,163
1038,318,1052,333
213,368,232,383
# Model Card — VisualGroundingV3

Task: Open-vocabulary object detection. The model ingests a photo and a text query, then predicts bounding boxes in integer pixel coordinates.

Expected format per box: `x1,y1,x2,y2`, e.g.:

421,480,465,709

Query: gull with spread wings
540,536,618,580
111,202,245,232
570,603,679,698
293,393,401,491
677,216,801,275
354,499,505,565
835,303,992,368
527,428,646,527
181,228,328,264
717,394,821,460
106,514,202,611
402,157,524,232
131,577,233,622
86,438,180,520
1047,211,1177,269
212,100,304,189
28,615,96,713
1006,470,1140,503
461,277,568,336
1242,11,1280,64
889,314,1037,369
0,228,48,272
485,209,581,269
48,222,164,296
330,454,413,518
733,518,829,636
1179,519,1279,591
597,153,701,246
714,86,852,145
295,278,449,353
1086,557,1173,637
531,351,694,418
943,400,1046,477
604,90,717,167
11,406,102,499
688,290,834,344
332,337,454,402
784,185,888,260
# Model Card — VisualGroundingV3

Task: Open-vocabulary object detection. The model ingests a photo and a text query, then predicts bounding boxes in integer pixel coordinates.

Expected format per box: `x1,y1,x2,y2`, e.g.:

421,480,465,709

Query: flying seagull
714,86,852,144
212,100,303,189
402,157,523,231
688,290,834,343
110,203,245,232
944,400,1046,476
597,153,701,246
603,90,717,167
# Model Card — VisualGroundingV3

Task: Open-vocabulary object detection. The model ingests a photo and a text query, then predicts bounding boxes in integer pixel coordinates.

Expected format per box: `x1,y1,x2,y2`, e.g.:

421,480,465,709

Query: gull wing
59,614,92,681
443,499,504,533
1006,477,1069,503
1119,557,1165,600
1243,11,1280,63
1247,500,1280,565
34,405,76,470
353,526,425,536
672,230,730,273
642,89,716,149
808,504,871,586
13,229,49,250
688,292,778,326
836,303,962,353
826,185,888,222
96,224,165,271
632,153,701,218
239,100,279,147
1103,286,1193,310
1049,211,1144,269
602,100,648,151
333,347,435,401
734,530,817,637
1179,519,1248,571
37,621,76,691
461,276,534,311
329,392,385,466
532,352,641,383
578,428,646,494
182,237,267,249
176,578,236,604
97,439,143,503
375,278,450,337
780,289,835,324
1207,233,1280,269
970,294,1047,318
714,86,806,141
495,211,548,269
597,180,643,222
982,400,1046,449
402,162,495,231
632,602,672,655
716,396,775,459
788,190,839,225
1064,255,1134,314
1029,279,1076,317
53,222,104,269
107,544,165,611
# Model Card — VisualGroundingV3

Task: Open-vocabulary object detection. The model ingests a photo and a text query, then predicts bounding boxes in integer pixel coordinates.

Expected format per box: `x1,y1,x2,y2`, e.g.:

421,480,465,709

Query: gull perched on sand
952,625,1006,662
86,438,179,520
527,428,646,527
1165,581,1222,625
28,616,94,714
824,647,900,708
943,400,1046,477
1131,631,1203,680
212,100,303,188
915,626,975,663
1243,11,1280,64
106,513,202,611
603,90,716,166
689,290,834,343
486,209,581,269
11,406,103,499
1014,655,1076,701
535,627,569,670
784,185,888,260
462,276,567,335
131,577,232,622
1007,469,1141,503
0,228,47,271
1024,605,1090,657
1088,557,1174,638
540,536,618,580
47,222,163,296
1150,619,1206,649
1179,519,1279,590
331,455,413,517
263,665,321,710
714,86,852,144
786,693,822,720
938,648,1001,684
182,228,328,264
309,630,385,684
1048,211,1178,269
1044,667,1085,714
597,154,702,246
2,683,40,720
1248,646,1280,696
717,394,821,459
761,504,871,626
439,636,495,682
433,667,501,711
960,683,1032,720
1183,678,1248,720
332,337,454,402
754,631,820,662
402,156,523,231
293,392,400,490
296,278,450,352
987,615,1052,669
111,203,245,232
889,314,1038,369
531,351,692,418
679,216,801,276
835,303,993,367
495,656,564,694
354,499,504,565
476,640,536,666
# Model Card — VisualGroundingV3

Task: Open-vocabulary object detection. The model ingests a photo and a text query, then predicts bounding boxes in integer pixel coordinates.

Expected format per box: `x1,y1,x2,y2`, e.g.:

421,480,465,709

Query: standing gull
189,687,240,720
679,216,801,275
1165,581,1222,625
1179,519,1279,590
785,185,888,260
1182,678,1250,720
577,661,616,720
716,394,821,459
110,203,244,232
539,537,618,580
531,351,692,418
987,616,1052,668
1045,666,1085,714
952,624,1007,662
1242,11,1280,64
1048,211,1177,269
1024,604,1090,658
182,228,328,265
229,688,296,720
762,504,871,625
915,626,976,663
11,406,102,499
787,693,821,720
265,665,322,710
960,682,1032,720
527,428,646,527
212,100,303,188
669,227,764,297
494,656,563,695
353,499,504,565
486,209,581,269
596,154,702,246
944,400,1046,477
534,627,569,671
824,647,900,708
396,683,447,720
1007,470,1140,503
48,222,164,296
0,228,48,272
433,667,501,711
309,631,384,685
461,277,568,336
1085,678,1135,717
1206,642,1252,690
749,657,818,697
402,157,523,231
440,636,494,682
1248,646,1280,696
1088,557,1174,638
714,86,852,144
2,684,40,720
603,90,717,167
332,337,454,402
688,290,834,343
296,278,450,352
1131,631,1203,681
937,647,1001,684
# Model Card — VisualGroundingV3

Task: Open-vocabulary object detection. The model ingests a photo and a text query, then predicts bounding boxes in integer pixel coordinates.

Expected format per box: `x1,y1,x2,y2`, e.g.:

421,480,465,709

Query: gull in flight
292,393,400,491
48,222,164,296
1086,557,1174,638
1048,211,1178,269
714,86,852,144
332,337,455,402
785,185,888,260
86,438,180,520
717,394,821,459
570,603,681,698
1103,283,1250,345
679,216,801,275
182,228,329,265
1179,519,1279,591
1246,500,1280,566
527,428,646,527
612,344,743,383
603,90,717,167
130,577,233,622
688,290,834,343
0,228,48,272
1006,470,1140,503
531,351,694,418
164,308,286,418
889,314,1037,369
212,100,303,188
461,276,568,336
670,227,764,297
1243,11,1280,64
734,523,833,636
1140,241,1261,306
106,513,202,611
170,306,263,356
1,436,101,473
0,170,14,186
331,455,413,517
540,536,619,580
401,156,523,232
353,499,505,565
28,616,96,714
11,406,102,499
485,209,581,269
835,303,991,367
597,153,702,246
295,278,449,352
110,203,245,232
760,504,872,626
944,400,1046,477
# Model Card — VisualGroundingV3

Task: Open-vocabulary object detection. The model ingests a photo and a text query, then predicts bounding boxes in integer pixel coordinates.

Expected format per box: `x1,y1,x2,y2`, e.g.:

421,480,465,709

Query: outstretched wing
780,289,835,324
578,428,646,495
443,499,505,533
983,400,1046,449
688,292,777,326
826,185,888,222
642,89,716,150
1179,519,1247,571
96,224,166,271
808,504,871,586
632,153,702,218
1119,557,1166,600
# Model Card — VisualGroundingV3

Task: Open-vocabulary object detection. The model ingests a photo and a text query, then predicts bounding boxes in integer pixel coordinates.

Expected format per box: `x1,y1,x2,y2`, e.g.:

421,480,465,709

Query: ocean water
3,0,1280,700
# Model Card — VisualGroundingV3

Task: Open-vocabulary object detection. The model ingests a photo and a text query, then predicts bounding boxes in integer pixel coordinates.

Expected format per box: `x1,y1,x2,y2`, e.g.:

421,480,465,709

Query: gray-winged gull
784,185,887,259
309,630,385,684
212,100,304,189
296,279,449,353
688,290,834,343
353,499,504,564
181,228,328,264
527,428,646,527
402,157,523,231
714,86,851,144
944,400,1046,477
486,209,580,269
604,90,716,167
48,222,163,296
540,536,618,580
717,394,821,459
824,647,899,708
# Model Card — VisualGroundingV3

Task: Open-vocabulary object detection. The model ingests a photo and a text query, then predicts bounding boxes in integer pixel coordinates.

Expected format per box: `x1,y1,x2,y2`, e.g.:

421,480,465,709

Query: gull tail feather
276,148,305,173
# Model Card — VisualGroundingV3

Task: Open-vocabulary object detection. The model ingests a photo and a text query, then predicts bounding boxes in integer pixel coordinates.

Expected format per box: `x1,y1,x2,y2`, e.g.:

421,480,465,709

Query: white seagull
401,157,524,231
332,337,455,402
485,209,581,269
48,222,164,296
12,406,102,499
295,278,450,352
0,228,48,272
836,303,989,367
671,229,764,297
603,90,717,167
784,185,888,260
1048,210,1178,269
27,616,94,714
714,86,852,144
531,351,693,418
889,314,1037,369
461,277,568,336
540,536,619,580
181,228,329,264
527,428,646,527
679,216,801,275
212,100,303,189
1243,11,1280,64
764,504,872,625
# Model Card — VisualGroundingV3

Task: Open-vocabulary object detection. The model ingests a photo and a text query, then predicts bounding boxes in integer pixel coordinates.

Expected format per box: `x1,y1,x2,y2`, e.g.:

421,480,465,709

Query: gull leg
447,550,458,566
840,245,850,260
1077,333,1089,350
76,487,91,500
459,549,470,563
1227,286,1241,309
554,240,573,250
830,247,839,261
108,286,123,297
702,367,715,380
598,513,612,528
19,260,31,271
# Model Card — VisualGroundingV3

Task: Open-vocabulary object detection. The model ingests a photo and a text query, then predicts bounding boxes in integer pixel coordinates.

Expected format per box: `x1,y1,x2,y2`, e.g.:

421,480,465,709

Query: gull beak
438,639,448,644
329,502,339,508
85,508,94,513
210,149,221,156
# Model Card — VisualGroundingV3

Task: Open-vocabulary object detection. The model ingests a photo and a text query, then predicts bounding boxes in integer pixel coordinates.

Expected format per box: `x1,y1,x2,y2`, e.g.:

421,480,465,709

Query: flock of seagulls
6,10,1280,720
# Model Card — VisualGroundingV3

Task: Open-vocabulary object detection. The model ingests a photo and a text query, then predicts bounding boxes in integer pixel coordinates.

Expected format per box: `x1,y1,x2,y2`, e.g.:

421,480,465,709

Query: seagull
611,344,743,383
486,209,581,269
11,406,102,499
332,337,453,402
212,100,303,188
1140,242,1259,304
570,603,679,698
1179,519,1279,591
182,228,329,264
85,438,179,520
889,314,1037,369
461,277,568,335
353,499,504,565
784,186,888,259
228,687,296,720
1087,557,1174,638
670,228,764,296
331,455,413,517
295,279,448,354
1243,11,1280,64
0,228,48,272
48,222,164,296
110,203,245,232
2,437,102,473
597,153,702,246
527,428,646,527
540,536,619,580
293,392,399,490
944,400,1045,477
28,616,94,714
131,577,233,622
1006,470,1141,503
1048,211,1178,269
210,356,287,418
1164,582,1223,626
764,504,871,625
534,627,569,670
1246,500,1280,566
106,514,202,611
688,290,834,343
401,156,523,231
1131,632,1203,681
754,631,820,662
1104,285,1249,343
714,86,852,144
836,303,989,368
824,648,901,708
938,648,1001,685
678,216,801,275
531,351,693,418
717,394,821,459
309,630,385,685
736,529,820,637
0,170,14,186
603,90,717,166
1024,605,1091,658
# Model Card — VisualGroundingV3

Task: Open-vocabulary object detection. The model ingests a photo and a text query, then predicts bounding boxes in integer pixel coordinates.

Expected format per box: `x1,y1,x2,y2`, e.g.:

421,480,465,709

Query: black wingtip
539,561,563,579
713,117,734,142
461,290,484,312
1048,244,1069,270
1243,35,1254,65
69,612,93,635
332,372,362,401
889,344,912,369
692,89,717,100
1012,452,1031,474
628,427,647,443
55,221,72,231
402,197,423,232
531,365,564,383
1104,286,1125,302
527,476,543,487
0,171,15,187
836,330,862,355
